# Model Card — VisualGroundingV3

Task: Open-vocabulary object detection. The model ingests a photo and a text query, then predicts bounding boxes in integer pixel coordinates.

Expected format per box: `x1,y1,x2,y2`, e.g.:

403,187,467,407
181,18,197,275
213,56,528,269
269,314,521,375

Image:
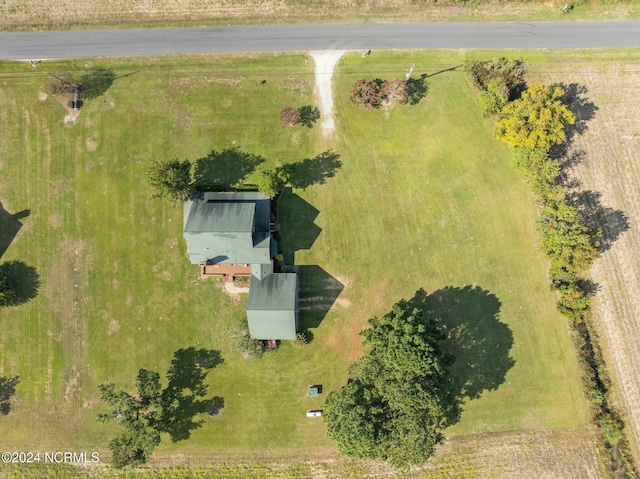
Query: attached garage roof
247,273,298,340
247,273,297,312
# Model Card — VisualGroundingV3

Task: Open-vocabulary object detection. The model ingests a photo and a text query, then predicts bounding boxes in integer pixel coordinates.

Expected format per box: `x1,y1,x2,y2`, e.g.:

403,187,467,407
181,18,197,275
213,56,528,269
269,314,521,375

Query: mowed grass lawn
0,51,586,459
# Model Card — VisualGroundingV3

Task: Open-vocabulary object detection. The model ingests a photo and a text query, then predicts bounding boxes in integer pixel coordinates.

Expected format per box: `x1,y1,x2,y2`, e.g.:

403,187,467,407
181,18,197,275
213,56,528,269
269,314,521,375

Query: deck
200,262,251,282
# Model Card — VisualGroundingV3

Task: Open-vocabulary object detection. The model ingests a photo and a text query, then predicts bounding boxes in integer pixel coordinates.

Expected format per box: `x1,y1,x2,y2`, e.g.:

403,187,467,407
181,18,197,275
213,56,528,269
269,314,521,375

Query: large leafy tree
495,84,575,150
98,369,162,468
98,348,223,468
323,304,460,468
146,158,194,202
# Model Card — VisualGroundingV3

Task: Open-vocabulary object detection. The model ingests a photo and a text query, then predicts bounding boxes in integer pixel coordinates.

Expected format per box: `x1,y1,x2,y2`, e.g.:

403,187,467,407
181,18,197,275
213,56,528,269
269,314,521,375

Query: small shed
246,273,298,340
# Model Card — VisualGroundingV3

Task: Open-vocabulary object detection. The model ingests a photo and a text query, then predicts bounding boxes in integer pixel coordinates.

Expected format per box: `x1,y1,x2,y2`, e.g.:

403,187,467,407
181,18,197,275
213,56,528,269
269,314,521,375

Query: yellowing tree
495,84,575,150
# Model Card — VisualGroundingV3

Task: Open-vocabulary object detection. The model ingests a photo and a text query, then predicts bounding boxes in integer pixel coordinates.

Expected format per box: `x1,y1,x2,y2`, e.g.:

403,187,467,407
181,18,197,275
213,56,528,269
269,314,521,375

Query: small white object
306,410,323,417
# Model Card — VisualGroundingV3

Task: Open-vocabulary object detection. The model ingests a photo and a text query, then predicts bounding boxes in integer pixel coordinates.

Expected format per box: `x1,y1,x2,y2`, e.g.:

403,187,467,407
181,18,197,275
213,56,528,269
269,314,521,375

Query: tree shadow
158,347,224,442
298,105,321,128
0,260,40,306
0,375,20,415
288,150,342,190
296,265,344,333
559,83,599,148
406,74,430,105
80,69,117,100
403,286,514,400
0,203,28,260
567,190,630,252
277,188,322,265
193,147,265,189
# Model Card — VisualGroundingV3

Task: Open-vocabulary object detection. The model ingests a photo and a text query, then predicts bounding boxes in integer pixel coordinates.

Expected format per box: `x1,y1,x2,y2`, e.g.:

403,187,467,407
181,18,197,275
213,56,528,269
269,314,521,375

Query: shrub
350,79,383,109
599,410,624,445
231,319,264,359
512,147,564,202
279,107,300,127
537,200,601,280
294,332,309,347
478,78,509,116
552,280,590,323
464,57,526,100
381,79,409,106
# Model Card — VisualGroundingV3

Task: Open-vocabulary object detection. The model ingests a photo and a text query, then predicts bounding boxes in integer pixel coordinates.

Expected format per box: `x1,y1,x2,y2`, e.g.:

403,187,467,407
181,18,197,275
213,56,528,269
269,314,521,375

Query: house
183,191,275,266
183,191,298,340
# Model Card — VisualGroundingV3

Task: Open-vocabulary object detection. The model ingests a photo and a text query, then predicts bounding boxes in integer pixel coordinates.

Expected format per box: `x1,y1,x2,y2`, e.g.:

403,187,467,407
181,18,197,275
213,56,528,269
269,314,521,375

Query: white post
406,64,416,81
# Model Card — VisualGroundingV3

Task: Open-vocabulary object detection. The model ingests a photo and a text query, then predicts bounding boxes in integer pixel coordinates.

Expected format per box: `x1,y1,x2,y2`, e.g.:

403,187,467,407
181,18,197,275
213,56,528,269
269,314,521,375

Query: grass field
0,51,590,472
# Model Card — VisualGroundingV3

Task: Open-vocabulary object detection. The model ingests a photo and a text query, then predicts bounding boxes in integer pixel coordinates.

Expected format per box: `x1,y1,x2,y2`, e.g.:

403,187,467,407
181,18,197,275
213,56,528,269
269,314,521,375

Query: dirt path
310,50,347,137
529,59,640,465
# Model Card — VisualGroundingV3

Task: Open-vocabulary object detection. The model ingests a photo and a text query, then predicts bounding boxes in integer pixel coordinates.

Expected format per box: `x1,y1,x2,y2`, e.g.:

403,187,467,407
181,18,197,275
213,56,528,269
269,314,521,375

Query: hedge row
466,58,637,477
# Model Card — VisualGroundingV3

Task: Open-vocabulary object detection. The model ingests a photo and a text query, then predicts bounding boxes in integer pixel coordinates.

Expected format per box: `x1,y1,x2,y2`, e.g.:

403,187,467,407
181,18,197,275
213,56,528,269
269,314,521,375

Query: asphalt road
1,22,640,60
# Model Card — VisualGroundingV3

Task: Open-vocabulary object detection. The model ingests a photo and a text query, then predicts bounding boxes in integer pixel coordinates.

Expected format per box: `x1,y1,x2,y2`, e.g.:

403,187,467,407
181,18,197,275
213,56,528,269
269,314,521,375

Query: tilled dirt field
528,56,640,466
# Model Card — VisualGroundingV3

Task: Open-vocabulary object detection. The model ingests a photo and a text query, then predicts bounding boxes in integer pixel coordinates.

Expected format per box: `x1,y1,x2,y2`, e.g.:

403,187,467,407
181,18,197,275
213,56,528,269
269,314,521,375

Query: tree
323,379,384,459
0,375,19,415
146,158,194,202
0,275,17,308
537,199,601,280
98,348,223,468
256,164,291,198
279,107,300,128
98,370,162,468
108,421,161,469
495,84,575,150
323,303,460,468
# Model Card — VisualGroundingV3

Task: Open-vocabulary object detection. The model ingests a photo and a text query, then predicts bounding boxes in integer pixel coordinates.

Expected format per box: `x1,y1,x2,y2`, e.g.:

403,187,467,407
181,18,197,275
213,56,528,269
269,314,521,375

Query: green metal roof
185,201,254,233
183,192,273,264
247,273,298,340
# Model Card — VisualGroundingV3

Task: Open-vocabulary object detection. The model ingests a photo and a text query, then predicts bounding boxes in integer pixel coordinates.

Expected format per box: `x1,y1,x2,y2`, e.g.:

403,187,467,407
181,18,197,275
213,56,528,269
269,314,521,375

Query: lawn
0,50,586,463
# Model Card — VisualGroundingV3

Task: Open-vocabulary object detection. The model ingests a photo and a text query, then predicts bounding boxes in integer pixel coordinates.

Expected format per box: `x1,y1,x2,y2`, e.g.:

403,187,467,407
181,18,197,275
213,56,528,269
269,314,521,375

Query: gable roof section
247,273,298,340
183,191,273,264
247,273,297,311
184,200,255,233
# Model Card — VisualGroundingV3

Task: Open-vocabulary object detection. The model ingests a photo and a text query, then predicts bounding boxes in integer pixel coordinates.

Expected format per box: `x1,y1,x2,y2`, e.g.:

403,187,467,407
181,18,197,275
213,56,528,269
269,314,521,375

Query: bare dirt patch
168,75,243,93
48,214,61,228
528,58,640,464
108,318,120,335
85,138,97,151
46,237,94,405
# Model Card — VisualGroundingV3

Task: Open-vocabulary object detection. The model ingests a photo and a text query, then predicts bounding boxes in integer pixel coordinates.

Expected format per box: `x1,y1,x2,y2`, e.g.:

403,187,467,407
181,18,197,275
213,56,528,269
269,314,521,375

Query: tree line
466,58,635,476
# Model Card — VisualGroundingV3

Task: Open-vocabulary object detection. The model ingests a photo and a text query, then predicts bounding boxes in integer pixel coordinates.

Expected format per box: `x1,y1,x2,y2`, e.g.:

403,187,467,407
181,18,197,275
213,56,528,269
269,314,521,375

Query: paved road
1,22,640,60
